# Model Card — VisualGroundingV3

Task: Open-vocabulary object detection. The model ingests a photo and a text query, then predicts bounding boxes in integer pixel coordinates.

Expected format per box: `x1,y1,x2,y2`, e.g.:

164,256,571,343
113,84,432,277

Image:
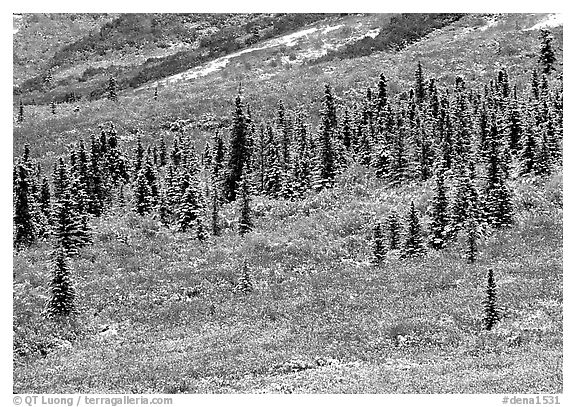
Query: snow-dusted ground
525,13,563,31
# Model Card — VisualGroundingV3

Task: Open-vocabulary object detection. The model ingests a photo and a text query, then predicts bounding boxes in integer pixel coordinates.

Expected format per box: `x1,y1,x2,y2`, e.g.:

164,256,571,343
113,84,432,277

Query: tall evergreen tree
133,170,153,216
386,210,402,250
484,136,514,228
52,158,84,255
224,94,250,201
538,28,556,75
45,247,75,318
13,163,37,249
107,76,118,102
401,201,426,258
483,268,500,330
17,100,24,123
414,62,425,104
313,84,338,190
464,217,479,263
372,221,386,263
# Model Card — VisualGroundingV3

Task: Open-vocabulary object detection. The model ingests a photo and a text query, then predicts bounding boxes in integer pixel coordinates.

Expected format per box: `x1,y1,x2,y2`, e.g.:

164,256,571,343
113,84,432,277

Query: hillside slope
13,13,563,394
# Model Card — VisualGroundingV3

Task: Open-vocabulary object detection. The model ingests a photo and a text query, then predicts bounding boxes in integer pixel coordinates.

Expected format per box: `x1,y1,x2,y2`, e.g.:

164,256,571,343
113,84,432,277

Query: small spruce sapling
483,268,500,330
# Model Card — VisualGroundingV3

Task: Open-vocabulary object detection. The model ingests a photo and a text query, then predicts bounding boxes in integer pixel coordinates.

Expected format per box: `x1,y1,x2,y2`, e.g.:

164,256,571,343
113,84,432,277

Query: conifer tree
107,76,118,102
449,161,481,237
535,126,552,176
238,170,253,236
211,130,227,183
13,163,37,249
483,268,500,330
415,62,425,104
224,94,250,201
133,170,153,216
236,261,254,294
507,95,523,152
484,137,514,228
313,84,337,189
401,201,426,258
538,28,556,75
376,73,388,114
50,100,56,115
45,247,75,318
372,222,386,263
428,167,449,250
52,158,84,255
176,173,206,237
17,100,24,123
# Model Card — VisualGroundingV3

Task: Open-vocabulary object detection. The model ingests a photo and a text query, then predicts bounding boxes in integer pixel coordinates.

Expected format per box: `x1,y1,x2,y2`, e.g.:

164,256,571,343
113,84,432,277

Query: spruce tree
236,261,254,294
449,161,481,237
52,158,84,255
108,76,118,102
50,100,56,115
386,210,402,250
133,170,153,216
224,94,250,201
484,137,514,228
376,73,388,114
13,164,37,249
538,28,556,75
401,201,425,258
415,62,425,104
17,100,24,123
372,221,386,263
176,172,206,237
45,247,75,318
483,268,500,330
313,84,337,190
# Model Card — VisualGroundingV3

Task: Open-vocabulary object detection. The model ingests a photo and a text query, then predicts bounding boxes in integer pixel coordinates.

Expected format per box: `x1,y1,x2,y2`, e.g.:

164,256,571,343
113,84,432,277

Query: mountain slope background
13,13,563,393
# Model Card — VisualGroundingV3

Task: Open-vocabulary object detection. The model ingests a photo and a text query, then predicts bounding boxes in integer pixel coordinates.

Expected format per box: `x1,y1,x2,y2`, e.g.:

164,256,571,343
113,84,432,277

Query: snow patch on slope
152,26,320,88
13,14,22,34
525,14,562,31
478,16,499,31
364,28,381,38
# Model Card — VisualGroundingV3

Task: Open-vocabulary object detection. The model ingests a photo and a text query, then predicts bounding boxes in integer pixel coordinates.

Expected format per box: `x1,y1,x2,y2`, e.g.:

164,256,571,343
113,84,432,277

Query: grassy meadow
13,167,562,393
